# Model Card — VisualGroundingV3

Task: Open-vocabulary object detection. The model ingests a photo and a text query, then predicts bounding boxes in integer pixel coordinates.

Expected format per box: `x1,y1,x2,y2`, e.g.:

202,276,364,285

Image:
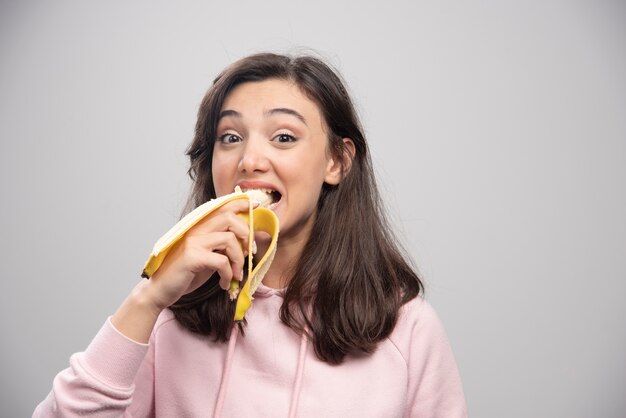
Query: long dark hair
170,52,423,364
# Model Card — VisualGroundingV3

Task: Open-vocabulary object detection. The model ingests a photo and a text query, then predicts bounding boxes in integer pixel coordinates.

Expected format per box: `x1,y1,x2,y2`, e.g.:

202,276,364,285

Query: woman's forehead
222,80,315,113
220,79,326,130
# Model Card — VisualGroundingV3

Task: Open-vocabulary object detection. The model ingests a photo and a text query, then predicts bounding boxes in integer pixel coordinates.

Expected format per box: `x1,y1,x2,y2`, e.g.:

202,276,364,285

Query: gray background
1,1,625,417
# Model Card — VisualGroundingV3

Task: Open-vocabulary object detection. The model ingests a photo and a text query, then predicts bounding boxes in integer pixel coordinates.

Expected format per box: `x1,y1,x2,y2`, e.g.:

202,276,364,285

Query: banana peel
232,207,278,320
141,187,279,321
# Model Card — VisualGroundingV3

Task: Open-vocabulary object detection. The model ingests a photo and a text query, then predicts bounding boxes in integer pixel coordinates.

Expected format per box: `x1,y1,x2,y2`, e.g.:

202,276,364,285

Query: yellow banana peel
142,186,279,321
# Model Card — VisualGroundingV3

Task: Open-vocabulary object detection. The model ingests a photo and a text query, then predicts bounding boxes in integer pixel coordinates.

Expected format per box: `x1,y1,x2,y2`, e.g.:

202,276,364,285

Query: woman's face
212,78,343,243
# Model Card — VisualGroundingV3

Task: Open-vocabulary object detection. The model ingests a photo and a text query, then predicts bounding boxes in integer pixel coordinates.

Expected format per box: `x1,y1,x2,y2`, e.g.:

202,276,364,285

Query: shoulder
397,295,445,333
389,297,468,416
156,308,177,325
387,296,453,362
150,309,179,339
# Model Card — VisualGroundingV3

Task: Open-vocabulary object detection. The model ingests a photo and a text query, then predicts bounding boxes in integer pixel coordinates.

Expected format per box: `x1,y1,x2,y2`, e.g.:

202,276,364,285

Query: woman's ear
324,138,356,185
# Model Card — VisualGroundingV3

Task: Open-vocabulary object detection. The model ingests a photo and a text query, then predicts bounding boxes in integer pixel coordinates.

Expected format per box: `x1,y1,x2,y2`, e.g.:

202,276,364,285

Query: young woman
34,53,467,417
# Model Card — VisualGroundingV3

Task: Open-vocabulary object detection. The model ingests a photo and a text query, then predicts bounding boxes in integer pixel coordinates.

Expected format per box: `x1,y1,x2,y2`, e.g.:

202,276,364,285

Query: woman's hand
145,198,253,311
112,198,253,343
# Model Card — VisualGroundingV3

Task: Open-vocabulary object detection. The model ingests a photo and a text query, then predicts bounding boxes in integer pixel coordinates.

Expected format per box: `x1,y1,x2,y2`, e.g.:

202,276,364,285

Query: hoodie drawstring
213,321,309,418
213,325,239,418
288,330,309,418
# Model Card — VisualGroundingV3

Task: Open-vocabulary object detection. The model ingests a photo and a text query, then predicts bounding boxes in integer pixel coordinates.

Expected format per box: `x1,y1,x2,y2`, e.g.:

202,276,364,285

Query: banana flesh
141,186,279,321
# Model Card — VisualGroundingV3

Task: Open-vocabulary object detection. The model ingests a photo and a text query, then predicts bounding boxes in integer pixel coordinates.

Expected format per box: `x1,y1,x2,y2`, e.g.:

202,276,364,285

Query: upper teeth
241,188,274,208
242,188,274,194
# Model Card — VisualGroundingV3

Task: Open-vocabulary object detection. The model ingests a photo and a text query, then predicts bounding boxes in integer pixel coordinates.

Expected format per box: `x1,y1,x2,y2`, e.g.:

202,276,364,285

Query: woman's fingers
187,252,233,292
186,231,245,289
190,199,255,249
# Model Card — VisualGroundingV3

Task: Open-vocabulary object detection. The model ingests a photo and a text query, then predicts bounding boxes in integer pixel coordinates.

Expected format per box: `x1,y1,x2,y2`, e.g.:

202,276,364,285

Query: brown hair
170,52,423,364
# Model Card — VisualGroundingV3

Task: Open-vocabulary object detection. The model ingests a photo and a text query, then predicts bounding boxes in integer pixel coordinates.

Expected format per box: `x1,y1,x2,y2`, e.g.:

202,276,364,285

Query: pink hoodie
34,284,467,417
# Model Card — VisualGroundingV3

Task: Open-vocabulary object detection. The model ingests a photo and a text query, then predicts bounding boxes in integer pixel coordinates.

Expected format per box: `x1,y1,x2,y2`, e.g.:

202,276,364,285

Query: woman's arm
32,305,155,417
33,199,252,417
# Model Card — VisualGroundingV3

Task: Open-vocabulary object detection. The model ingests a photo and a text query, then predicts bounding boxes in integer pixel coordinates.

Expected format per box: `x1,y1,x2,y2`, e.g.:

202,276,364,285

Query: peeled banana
142,186,279,321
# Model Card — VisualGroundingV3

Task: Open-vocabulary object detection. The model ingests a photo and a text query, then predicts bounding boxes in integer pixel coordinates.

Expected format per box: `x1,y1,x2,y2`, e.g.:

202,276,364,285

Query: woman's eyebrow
266,108,308,126
218,108,308,126
218,109,241,120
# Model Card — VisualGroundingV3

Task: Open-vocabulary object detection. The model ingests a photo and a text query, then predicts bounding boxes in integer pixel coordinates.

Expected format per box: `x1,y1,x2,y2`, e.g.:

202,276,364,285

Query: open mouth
242,188,282,209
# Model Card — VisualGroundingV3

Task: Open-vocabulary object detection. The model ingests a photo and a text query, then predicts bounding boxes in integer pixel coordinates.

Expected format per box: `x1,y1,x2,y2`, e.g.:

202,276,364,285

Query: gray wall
1,1,625,416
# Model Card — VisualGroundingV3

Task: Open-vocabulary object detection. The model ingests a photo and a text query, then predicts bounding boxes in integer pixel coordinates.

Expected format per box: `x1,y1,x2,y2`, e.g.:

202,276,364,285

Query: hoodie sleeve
32,317,155,418
391,298,468,418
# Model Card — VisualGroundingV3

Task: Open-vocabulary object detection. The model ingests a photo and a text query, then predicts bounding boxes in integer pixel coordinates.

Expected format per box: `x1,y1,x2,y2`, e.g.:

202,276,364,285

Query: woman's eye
218,133,242,144
274,133,296,143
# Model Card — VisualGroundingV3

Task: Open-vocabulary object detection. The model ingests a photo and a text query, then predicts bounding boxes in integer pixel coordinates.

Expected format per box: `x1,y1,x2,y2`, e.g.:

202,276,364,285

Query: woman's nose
238,137,270,173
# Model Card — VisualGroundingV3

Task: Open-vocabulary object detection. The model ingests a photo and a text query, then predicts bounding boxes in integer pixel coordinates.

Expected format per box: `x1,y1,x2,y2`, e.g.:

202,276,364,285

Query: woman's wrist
111,280,164,344
133,278,169,315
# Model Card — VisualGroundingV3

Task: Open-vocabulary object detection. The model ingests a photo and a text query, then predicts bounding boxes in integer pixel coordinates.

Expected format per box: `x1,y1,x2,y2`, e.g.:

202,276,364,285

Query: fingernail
240,269,244,280
252,240,257,255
